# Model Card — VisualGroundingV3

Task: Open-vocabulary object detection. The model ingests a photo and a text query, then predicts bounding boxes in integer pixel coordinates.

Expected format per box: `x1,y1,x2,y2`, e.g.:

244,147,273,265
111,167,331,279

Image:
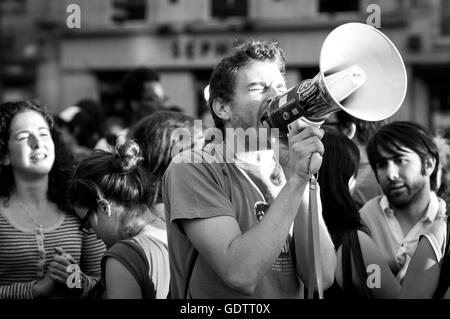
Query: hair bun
112,140,143,173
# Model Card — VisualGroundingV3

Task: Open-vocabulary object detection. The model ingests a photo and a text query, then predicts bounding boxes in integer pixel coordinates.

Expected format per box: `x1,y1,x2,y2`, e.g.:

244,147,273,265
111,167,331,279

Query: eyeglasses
70,179,112,234
78,207,96,234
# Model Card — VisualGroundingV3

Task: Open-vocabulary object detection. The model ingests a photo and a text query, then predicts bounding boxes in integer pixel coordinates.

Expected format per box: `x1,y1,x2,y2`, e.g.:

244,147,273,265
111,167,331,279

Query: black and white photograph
0,0,449,315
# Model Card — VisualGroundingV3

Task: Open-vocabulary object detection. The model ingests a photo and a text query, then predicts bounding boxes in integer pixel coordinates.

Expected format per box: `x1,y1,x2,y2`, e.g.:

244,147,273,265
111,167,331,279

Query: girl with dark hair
70,140,170,299
0,100,105,299
129,111,204,216
319,129,400,298
320,129,362,247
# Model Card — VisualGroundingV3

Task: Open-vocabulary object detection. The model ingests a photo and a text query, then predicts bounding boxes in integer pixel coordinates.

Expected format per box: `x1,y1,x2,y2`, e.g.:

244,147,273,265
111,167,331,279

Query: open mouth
30,153,47,161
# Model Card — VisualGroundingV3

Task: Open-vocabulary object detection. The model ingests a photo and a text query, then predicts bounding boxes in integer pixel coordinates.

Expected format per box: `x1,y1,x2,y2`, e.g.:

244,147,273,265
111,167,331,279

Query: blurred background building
1,0,449,134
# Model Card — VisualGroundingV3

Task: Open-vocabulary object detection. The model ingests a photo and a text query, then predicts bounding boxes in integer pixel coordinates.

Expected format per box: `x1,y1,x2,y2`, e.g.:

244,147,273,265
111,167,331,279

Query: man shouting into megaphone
163,39,336,299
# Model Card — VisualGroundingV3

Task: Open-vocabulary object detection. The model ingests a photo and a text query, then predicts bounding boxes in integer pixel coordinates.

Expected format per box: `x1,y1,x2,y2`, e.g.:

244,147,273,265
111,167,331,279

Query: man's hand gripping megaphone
262,117,324,180
288,118,324,176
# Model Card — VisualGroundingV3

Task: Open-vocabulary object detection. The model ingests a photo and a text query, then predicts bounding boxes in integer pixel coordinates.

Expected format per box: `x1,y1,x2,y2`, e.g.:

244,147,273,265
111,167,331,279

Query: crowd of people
1,39,450,299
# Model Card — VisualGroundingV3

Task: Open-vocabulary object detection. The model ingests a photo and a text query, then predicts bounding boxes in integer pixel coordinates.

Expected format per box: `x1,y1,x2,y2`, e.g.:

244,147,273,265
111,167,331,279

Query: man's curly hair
0,101,75,213
208,39,286,133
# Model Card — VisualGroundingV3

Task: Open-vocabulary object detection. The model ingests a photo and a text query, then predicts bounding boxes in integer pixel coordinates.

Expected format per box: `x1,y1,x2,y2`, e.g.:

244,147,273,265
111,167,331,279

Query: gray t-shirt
163,143,301,299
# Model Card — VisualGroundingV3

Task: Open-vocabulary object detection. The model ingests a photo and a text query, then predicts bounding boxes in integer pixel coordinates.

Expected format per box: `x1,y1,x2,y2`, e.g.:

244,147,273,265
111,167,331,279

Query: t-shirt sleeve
103,241,156,299
420,218,448,262
163,155,236,223
81,233,106,277
105,241,148,284
421,234,444,262
78,232,106,298
0,281,35,299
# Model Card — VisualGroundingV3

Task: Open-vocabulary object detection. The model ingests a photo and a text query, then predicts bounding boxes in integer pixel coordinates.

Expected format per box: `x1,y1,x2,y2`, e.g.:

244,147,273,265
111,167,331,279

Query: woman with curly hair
0,100,105,299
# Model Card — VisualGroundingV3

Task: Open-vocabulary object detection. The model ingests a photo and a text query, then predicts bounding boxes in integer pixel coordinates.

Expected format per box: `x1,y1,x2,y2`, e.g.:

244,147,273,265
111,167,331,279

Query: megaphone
260,22,407,134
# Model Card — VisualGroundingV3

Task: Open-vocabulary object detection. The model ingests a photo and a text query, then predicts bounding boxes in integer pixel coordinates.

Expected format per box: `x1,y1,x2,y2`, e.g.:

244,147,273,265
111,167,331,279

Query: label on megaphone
260,65,366,134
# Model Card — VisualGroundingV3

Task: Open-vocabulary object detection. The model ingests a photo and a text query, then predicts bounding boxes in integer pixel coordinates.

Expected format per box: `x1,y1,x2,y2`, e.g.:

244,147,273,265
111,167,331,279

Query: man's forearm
222,175,309,294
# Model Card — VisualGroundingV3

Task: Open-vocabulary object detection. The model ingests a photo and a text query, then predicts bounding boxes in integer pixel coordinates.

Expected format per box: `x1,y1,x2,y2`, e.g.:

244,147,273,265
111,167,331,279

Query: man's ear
343,122,356,140
211,98,232,121
425,157,437,176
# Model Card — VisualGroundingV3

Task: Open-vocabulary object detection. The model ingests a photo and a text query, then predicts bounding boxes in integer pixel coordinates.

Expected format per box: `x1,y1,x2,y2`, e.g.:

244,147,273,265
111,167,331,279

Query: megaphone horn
260,22,407,133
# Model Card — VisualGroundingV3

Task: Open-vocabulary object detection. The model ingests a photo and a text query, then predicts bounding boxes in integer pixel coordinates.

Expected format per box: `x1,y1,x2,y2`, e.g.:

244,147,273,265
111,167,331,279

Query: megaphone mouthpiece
325,64,367,102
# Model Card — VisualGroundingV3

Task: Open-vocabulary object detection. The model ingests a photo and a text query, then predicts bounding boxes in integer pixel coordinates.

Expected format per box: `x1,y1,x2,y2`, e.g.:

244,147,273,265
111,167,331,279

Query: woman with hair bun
69,140,169,299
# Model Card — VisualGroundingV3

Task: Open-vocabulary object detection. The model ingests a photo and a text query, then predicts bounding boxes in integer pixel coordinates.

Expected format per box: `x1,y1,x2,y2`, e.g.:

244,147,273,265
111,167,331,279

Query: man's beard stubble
385,178,428,210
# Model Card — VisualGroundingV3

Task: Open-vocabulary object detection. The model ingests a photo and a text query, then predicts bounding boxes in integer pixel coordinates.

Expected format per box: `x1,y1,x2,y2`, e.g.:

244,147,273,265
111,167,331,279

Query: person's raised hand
286,124,324,181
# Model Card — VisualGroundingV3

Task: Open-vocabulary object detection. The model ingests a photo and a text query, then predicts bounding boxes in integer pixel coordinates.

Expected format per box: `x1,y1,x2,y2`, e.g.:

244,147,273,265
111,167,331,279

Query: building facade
1,0,449,133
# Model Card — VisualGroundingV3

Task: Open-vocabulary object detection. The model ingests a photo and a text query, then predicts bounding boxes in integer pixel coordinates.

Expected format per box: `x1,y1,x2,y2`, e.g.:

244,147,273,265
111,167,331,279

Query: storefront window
319,0,359,13
211,0,247,19
0,0,27,15
111,0,146,23
431,82,450,137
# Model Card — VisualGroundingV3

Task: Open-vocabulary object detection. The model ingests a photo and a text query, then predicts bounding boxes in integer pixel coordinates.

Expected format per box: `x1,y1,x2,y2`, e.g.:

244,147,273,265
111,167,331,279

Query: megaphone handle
288,117,323,175
309,153,322,176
